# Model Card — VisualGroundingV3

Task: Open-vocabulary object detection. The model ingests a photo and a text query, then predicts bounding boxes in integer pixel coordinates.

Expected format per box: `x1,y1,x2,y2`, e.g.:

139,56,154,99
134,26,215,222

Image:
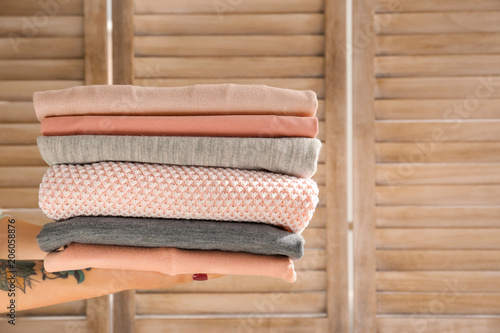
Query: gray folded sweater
36,216,305,260
37,136,321,178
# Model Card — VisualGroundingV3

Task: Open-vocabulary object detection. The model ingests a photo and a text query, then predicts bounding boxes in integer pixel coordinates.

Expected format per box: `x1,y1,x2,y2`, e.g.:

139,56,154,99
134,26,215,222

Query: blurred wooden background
4,0,500,332
0,0,347,332
354,1,500,333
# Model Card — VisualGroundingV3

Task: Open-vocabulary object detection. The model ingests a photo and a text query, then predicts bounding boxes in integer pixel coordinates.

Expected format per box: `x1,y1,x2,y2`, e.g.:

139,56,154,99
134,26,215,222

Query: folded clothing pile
35,84,321,283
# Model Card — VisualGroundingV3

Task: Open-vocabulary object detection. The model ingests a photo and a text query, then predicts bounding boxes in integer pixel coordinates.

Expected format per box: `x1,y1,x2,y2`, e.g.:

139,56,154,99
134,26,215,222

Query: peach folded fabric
40,115,319,138
43,243,297,282
39,162,319,233
33,84,318,121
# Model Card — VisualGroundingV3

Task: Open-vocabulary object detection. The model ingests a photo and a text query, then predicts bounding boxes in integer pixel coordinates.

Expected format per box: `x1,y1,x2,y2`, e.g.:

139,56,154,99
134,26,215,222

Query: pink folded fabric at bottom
41,115,319,138
43,243,297,283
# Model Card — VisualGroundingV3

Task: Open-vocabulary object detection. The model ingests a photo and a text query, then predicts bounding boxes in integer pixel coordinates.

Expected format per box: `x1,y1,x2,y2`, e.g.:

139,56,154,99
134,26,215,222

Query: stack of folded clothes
34,84,321,283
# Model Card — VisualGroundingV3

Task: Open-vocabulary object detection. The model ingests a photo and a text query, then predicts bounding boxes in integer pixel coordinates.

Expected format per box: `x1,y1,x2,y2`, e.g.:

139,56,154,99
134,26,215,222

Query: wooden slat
0,102,37,123
296,249,327,271
375,12,500,35
376,228,500,249
353,0,377,331
0,166,46,187
0,145,47,166
0,319,89,332
375,55,500,77
319,143,326,163
0,80,83,101
317,121,326,142
377,142,500,163
377,185,500,206
325,0,348,330
0,17,84,37
377,206,500,228
134,0,324,14
113,0,134,85
87,296,110,333
135,317,328,333
317,100,325,120
377,271,500,292
0,188,39,208
376,163,500,185
378,293,500,315
0,59,84,80
318,185,326,206
0,124,40,144
134,57,325,78
303,227,327,248
375,99,500,120
309,205,326,228
135,292,326,315
0,37,84,59
134,14,324,35
0,146,46,166
376,33,500,56
84,0,108,85
142,271,327,293
1,208,52,225
376,121,500,142
17,300,85,316
113,290,135,333
134,78,325,98
376,77,500,99
378,316,500,333
312,163,326,185
1,1,83,15
377,250,500,271
135,35,324,56
375,0,500,13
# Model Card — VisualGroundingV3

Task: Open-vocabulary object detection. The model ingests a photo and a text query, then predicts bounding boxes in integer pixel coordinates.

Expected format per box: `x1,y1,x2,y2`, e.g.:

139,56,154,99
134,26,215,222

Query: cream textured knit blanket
39,162,319,233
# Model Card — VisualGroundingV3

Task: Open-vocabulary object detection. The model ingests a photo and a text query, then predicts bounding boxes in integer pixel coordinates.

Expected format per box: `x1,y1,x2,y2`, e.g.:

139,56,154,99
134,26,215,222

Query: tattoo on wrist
0,260,92,294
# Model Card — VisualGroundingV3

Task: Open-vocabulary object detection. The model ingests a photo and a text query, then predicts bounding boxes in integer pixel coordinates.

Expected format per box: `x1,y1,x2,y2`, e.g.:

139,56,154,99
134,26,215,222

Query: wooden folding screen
112,0,348,332
0,0,109,331
354,1,500,332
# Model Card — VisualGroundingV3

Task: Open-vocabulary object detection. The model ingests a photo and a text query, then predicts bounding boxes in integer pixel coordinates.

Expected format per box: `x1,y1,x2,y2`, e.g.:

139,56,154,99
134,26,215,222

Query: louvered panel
112,0,347,332
134,14,324,35
354,1,500,332
0,0,109,332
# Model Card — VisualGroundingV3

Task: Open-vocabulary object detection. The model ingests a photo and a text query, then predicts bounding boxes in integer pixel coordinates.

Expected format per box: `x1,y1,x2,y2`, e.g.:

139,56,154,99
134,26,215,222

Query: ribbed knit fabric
41,115,319,138
33,84,318,121
38,162,319,233
37,136,322,178
43,243,296,282
36,216,305,259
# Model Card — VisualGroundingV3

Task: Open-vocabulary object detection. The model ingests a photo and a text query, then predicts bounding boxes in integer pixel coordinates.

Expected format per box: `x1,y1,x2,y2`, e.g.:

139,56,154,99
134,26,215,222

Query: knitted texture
36,216,305,259
39,162,319,233
37,136,322,178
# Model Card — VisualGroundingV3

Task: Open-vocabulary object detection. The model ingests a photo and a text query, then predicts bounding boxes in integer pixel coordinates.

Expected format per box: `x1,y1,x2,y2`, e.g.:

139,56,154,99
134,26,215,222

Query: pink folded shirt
40,115,318,138
33,84,318,121
39,162,319,233
43,243,297,283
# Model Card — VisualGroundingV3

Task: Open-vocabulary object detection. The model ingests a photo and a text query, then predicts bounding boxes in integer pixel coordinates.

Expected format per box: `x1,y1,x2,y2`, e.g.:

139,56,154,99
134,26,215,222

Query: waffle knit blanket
33,84,318,121
37,136,322,178
36,216,305,259
40,115,319,138
43,243,296,282
39,162,319,233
